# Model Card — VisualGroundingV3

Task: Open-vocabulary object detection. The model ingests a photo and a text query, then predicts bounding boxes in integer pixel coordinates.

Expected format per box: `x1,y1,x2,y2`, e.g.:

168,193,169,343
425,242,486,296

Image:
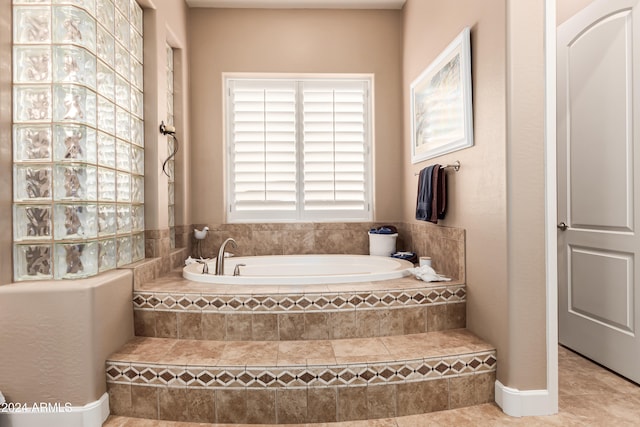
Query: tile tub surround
135,228,189,287
106,330,496,423
190,222,464,281
107,226,477,424
132,272,466,340
122,247,189,289
398,222,465,282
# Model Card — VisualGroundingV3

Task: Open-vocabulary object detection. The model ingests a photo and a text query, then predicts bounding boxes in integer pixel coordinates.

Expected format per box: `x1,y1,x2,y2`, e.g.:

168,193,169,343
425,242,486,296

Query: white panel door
558,0,640,383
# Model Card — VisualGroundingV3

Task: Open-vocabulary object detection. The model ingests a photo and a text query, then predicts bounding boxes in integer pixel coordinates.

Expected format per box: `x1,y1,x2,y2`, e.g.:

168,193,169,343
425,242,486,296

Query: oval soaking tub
182,254,413,285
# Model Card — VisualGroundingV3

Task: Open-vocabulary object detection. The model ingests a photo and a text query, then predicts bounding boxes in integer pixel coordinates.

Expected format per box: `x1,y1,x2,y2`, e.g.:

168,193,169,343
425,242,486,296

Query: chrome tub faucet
216,238,237,275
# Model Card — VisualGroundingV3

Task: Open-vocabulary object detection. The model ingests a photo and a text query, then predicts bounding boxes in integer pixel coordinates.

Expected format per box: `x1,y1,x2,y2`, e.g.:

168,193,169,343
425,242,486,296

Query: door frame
544,0,559,416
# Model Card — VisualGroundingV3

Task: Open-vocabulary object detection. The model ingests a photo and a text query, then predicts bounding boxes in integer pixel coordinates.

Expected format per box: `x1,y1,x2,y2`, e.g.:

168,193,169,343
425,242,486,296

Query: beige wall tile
107,383,132,417
276,388,307,424
279,313,305,340
449,375,475,409
215,389,247,424
158,387,188,421
130,385,158,419
401,306,427,334
252,313,279,340
337,386,368,421
427,304,447,332
367,384,397,419
379,309,403,336
155,311,178,338
303,312,330,340
225,313,252,341
252,231,284,255
177,312,203,340
447,302,466,329
202,313,226,341
246,389,276,424
329,311,357,339
282,231,315,255
474,371,496,404
397,380,448,416
187,388,215,423
307,388,337,423
356,310,381,338
134,310,156,337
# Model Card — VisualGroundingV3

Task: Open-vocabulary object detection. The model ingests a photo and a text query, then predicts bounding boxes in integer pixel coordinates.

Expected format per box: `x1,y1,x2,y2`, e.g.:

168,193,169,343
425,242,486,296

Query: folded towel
416,165,436,220
408,265,451,282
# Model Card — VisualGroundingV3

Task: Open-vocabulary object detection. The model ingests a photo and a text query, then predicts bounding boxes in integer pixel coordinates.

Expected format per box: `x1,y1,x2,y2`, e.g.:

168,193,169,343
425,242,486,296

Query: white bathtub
182,254,413,285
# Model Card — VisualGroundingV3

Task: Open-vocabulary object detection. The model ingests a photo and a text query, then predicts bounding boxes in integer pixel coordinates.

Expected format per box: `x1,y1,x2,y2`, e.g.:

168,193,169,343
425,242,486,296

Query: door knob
557,222,568,231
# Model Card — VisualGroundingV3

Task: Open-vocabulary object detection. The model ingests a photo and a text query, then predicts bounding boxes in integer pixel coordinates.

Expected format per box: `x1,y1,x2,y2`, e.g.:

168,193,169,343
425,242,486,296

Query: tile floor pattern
104,345,640,426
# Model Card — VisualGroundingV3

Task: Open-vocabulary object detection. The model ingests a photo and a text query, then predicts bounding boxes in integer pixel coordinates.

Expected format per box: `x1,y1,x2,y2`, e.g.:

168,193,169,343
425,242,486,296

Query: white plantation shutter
226,77,371,222
228,80,298,220
301,81,368,217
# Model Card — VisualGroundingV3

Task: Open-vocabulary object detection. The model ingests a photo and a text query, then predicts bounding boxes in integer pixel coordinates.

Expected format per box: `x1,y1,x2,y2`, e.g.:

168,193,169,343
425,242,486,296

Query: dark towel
416,164,447,223
415,165,436,221
429,166,447,223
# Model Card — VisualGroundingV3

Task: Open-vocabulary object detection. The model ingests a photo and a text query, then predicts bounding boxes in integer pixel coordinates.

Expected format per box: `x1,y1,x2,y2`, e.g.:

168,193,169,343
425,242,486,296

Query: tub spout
216,238,237,275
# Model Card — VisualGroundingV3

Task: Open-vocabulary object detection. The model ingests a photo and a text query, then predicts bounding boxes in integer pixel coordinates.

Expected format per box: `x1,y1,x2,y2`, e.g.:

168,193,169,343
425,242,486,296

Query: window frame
224,73,374,223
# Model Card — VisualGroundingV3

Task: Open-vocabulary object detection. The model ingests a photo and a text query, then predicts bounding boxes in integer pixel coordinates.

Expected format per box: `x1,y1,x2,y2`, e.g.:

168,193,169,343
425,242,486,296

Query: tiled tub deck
107,271,496,424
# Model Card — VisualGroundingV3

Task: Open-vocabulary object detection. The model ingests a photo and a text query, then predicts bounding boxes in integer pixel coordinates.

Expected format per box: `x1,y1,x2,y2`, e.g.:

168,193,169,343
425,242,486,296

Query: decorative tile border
133,285,466,313
106,350,495,389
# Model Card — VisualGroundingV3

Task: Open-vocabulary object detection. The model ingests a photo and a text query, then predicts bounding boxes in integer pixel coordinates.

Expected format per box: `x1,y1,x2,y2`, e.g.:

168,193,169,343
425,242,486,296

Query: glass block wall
166,44,175,249
12,0,145,281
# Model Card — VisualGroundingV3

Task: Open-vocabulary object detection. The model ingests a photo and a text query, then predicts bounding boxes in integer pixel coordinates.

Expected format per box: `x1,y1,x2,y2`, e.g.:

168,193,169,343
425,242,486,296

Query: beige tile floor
104,345,640,426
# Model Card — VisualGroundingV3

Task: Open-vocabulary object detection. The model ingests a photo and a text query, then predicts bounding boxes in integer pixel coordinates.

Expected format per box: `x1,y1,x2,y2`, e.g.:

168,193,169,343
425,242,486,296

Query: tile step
133,271,467,340
106,330,496,424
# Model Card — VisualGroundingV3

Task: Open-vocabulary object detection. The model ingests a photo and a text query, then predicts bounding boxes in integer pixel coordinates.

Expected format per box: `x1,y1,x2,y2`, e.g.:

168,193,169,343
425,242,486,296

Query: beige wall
0,270,133,405
142,0,192,231
505,0,547,390
402,0,547,390
188,8,403,225
557,0,597,24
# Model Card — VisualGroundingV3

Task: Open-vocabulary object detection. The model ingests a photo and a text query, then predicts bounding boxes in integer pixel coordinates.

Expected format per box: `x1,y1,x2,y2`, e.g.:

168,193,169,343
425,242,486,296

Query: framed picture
410,27,473,164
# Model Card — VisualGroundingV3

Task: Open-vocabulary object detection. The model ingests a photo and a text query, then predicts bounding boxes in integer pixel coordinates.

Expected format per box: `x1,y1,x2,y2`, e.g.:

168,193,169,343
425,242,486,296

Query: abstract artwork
411,27,474,163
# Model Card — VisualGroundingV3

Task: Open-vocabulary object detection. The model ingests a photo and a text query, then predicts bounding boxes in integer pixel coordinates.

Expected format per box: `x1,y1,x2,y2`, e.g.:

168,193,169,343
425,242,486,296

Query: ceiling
186,0,406,9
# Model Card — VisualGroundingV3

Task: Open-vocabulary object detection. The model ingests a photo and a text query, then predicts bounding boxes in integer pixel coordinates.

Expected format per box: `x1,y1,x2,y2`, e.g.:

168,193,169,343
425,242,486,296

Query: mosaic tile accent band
133,285,466,313
106,350,496,389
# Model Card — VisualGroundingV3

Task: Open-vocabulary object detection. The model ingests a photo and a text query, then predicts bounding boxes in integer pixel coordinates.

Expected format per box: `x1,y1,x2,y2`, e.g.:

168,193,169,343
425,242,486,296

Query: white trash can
368,232,398,257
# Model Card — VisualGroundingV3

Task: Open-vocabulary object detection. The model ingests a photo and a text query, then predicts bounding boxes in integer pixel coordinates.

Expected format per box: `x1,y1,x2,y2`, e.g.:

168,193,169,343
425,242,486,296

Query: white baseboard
0,392,109,427
495,380,557,417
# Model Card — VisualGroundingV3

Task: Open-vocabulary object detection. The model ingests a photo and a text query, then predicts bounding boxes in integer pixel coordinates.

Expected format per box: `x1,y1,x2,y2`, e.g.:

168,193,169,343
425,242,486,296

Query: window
225,76,373,222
